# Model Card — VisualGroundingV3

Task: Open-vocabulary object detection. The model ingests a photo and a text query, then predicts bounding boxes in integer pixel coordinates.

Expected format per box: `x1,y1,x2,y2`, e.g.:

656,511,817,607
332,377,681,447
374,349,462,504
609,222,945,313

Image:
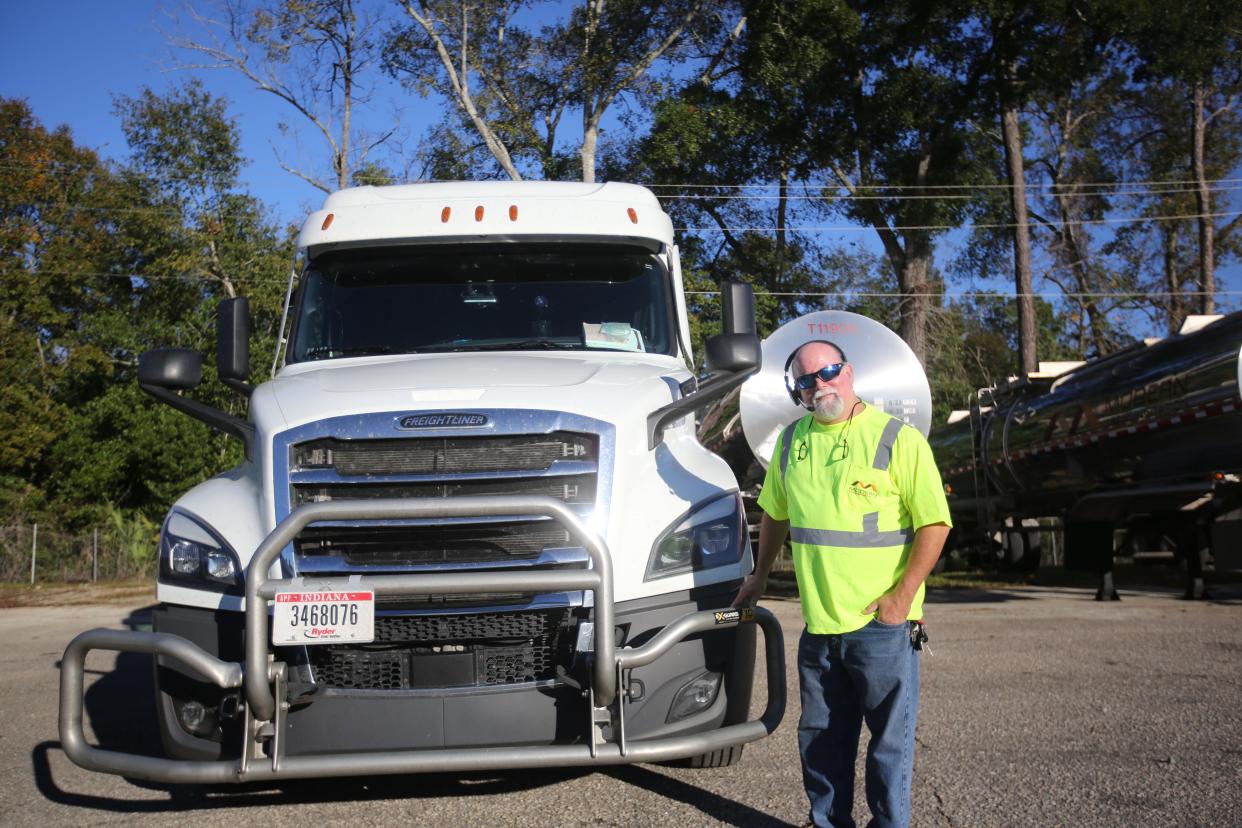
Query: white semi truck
59,181,784,783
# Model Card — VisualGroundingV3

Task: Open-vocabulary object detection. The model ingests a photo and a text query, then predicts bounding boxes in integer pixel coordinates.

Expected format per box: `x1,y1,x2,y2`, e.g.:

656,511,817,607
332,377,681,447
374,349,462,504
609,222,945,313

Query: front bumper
59,496,785,782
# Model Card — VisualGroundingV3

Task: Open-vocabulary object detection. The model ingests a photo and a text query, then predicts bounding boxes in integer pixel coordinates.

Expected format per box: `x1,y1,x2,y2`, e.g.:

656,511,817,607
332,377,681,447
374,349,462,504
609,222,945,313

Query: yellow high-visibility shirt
757,405,951,634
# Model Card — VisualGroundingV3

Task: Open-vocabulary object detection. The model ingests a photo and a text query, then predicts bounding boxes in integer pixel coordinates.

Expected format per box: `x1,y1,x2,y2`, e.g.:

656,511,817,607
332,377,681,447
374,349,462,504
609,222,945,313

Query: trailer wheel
683,744,745,768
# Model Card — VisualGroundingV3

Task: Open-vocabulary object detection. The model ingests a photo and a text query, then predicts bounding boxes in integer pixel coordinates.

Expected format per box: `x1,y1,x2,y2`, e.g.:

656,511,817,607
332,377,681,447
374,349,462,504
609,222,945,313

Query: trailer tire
682,744,745,768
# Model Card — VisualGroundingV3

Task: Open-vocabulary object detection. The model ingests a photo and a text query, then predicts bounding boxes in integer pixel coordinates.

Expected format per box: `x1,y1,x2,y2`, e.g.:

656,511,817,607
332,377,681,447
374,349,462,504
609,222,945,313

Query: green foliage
0,93,289,537
106,504,159,575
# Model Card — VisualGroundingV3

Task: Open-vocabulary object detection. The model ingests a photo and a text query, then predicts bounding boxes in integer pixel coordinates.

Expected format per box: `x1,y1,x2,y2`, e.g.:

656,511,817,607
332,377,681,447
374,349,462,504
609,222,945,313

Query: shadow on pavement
924,588,1037,604
33,736,593,814
605,764,795,827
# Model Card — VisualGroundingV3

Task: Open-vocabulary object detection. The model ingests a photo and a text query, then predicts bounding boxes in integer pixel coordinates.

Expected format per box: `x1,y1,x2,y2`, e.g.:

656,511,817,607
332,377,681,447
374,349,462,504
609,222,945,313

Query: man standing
733,340,951,828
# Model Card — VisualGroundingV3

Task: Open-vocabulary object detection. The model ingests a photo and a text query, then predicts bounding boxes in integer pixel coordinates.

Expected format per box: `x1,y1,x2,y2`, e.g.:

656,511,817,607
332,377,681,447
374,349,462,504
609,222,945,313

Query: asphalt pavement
3,582,1240,826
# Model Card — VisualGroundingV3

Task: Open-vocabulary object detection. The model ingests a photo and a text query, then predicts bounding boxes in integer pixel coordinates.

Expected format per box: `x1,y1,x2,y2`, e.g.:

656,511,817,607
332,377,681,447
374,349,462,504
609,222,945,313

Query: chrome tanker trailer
930,312,1242,597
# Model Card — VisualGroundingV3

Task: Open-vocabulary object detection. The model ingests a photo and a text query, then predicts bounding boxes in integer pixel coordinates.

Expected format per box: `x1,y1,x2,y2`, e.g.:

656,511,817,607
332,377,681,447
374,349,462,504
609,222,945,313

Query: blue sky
1,0,402,223
3,1,1238,325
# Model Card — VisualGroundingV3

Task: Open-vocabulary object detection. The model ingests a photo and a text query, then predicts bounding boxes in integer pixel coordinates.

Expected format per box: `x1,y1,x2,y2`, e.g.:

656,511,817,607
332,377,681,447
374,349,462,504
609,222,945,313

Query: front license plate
272,591,375,645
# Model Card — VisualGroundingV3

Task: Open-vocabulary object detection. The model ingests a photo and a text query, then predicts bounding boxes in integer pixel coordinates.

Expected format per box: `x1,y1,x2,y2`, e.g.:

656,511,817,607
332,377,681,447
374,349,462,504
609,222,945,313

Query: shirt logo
849,480,879,500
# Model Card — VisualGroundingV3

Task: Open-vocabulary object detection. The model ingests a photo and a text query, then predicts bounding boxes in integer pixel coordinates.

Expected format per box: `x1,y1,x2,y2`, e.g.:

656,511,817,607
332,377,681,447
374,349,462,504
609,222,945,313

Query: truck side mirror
217,296,254,397
138,348,203,390
647,280,762,448
137,344,255,460
705,281,760,373
720,279,756,336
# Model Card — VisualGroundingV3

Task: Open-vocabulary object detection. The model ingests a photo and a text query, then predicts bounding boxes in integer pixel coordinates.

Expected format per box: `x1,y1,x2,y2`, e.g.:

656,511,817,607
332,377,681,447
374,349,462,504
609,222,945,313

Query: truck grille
292,432,595,475
296,522,573,565
291,474,595,507
308,608,571,690
287,429,599,571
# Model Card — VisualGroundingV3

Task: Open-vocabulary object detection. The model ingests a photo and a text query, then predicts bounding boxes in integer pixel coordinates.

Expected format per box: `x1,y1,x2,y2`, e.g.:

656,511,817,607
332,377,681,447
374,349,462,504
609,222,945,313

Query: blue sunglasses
793,362,845,391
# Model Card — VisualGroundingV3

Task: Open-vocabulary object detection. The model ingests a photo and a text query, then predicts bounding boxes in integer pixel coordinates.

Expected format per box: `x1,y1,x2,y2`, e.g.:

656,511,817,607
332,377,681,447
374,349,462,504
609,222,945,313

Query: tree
172,0,397,191
385,0,717,181
633,83,832,337
742,0,998,366
0,99,129,515
0,92,292,529
1127,0,1242,314
1025,71,1138,357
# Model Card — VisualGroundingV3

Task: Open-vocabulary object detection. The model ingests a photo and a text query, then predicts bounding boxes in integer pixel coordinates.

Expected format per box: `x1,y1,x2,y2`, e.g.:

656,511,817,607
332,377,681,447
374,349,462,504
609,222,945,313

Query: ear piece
783,349,803,406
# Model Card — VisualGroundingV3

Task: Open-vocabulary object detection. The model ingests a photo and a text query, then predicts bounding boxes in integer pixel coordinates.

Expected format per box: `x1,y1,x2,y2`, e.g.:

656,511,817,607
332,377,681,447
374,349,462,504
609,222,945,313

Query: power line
9,200,1240,231
12,269,1236,299
657,184,1242,201
686,289,1242,299
3,159,1241,193
1,269,290,284
678,210,1242,233
645,177,1242,191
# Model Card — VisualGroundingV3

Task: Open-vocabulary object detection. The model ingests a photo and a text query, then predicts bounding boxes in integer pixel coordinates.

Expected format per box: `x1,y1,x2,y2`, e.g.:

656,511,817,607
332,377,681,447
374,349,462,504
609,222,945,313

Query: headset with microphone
783,339,848,408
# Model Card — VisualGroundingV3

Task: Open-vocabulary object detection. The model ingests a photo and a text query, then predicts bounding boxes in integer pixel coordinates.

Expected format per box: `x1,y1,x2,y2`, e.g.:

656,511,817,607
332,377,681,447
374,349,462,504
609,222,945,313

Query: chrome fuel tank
933,312,1242,516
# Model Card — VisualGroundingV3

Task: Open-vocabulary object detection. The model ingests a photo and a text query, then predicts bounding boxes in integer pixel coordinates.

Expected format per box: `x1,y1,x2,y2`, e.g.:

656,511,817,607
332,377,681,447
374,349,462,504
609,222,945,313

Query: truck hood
259,351,685,433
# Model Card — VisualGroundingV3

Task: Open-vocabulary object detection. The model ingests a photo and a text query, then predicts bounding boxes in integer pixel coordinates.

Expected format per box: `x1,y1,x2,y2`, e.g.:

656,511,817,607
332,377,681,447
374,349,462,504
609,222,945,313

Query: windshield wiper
304,345,399,358
445,339,580,352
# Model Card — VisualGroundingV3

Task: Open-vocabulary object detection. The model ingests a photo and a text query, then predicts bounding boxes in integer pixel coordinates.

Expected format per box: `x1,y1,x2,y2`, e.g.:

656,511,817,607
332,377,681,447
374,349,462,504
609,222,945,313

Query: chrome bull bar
59,496,786,783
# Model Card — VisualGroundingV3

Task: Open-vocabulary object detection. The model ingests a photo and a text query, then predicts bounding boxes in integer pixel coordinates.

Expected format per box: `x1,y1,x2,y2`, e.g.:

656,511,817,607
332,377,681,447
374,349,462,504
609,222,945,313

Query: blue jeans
798,620,920,828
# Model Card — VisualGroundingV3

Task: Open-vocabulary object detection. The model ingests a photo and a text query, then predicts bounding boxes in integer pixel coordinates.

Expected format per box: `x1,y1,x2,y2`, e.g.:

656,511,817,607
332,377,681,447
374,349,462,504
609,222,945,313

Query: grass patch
0,578,153,608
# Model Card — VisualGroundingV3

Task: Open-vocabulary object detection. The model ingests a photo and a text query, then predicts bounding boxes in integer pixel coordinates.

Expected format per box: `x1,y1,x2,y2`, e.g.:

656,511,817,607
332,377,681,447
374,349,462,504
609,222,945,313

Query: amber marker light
321,213,335,231
509,204,519,221
440,206,451,223
627,207,638,224
475,205,485,221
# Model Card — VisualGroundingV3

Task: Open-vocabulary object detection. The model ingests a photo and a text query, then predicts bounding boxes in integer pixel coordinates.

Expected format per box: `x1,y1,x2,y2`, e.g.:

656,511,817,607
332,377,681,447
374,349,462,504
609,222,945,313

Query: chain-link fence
0,523,157,585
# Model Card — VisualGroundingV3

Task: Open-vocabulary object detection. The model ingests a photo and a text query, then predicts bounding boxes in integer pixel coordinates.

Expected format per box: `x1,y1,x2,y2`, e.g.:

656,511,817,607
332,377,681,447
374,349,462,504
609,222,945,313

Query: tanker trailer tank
931,311,1242,597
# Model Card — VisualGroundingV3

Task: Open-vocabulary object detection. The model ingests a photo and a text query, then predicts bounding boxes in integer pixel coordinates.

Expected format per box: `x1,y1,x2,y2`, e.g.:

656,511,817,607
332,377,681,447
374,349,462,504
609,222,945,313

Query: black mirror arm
140,383,256,461
222,377,255,397
647,366,757,450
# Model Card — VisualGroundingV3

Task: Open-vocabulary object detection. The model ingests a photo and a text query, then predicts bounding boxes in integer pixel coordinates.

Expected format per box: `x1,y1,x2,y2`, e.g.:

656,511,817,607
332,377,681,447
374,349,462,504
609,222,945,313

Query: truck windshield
290,243,676,362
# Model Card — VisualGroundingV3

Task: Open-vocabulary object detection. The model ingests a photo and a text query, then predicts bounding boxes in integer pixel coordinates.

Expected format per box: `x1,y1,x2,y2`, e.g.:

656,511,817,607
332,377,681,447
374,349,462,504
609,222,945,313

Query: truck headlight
158,511,243,594
645,493,746,580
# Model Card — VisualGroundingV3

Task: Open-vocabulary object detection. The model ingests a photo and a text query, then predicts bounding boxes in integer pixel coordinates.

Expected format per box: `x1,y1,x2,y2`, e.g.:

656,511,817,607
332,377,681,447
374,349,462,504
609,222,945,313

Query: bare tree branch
400,0,522,179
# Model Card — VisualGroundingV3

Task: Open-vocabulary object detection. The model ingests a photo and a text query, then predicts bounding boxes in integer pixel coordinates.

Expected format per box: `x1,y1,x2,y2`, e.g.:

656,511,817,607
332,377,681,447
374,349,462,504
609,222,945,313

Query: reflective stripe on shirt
790,511,916,548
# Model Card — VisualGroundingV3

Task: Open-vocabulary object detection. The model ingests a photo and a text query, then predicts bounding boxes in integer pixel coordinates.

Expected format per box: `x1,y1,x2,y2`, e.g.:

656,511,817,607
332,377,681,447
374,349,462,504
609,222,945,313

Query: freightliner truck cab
59,181,785,783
